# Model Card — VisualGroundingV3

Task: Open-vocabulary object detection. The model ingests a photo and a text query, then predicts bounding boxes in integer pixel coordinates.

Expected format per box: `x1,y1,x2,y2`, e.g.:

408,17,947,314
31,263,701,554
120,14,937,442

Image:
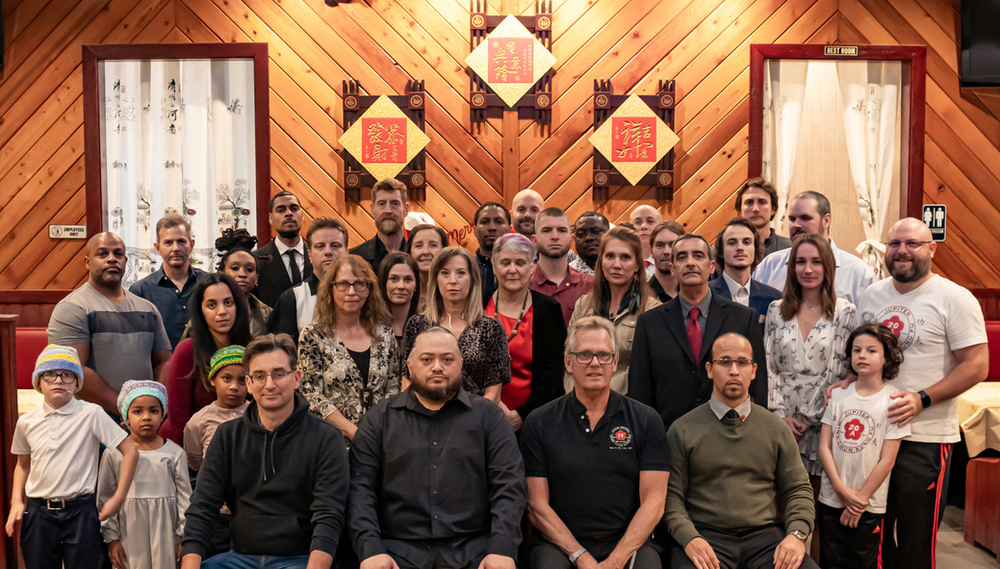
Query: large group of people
5,177,990,569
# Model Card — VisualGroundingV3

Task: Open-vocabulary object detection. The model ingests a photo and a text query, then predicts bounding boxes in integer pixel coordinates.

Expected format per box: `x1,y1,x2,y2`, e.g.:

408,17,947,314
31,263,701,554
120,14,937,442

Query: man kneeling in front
521,315,670,568
349,326,526,569
666,333,819,569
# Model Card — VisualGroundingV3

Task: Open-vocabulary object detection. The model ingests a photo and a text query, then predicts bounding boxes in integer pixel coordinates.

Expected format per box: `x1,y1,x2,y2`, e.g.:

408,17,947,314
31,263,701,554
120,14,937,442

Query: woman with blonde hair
566,226,660,394
401,245,510,402
298,254,400,441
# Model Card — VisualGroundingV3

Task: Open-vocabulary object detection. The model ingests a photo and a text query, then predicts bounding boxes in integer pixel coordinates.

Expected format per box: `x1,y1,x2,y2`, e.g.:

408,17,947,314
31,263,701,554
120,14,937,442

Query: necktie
725,409,739,420
286,250,302,286
687,306,703,361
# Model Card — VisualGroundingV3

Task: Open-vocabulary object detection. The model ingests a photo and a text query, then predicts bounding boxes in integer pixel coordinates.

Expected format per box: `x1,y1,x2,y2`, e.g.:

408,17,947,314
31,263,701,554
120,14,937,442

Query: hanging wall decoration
589,80,679,201
339,79,430,202
466,2,555,124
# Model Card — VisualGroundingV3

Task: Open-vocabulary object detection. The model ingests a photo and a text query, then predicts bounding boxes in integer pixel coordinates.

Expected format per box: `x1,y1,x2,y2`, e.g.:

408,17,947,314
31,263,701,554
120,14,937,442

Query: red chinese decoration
489,38,534,84
361,118,407,163
611,117,657,162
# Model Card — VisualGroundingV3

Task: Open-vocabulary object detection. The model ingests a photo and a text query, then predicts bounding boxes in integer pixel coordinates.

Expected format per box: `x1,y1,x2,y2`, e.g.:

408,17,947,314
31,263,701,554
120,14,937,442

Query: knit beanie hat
117,380,168,418
32,345,84,390
209,345,246,380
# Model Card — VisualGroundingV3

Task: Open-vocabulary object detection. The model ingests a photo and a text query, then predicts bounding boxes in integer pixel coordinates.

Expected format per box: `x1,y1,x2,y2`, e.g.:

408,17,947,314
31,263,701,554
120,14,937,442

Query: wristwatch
918,390,932,409
568,548,588,565
789,530,808,542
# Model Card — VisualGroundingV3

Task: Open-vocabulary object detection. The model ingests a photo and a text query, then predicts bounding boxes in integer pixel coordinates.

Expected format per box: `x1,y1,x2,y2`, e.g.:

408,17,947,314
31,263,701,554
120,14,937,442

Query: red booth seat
987,321,1000,383
15,328,49,390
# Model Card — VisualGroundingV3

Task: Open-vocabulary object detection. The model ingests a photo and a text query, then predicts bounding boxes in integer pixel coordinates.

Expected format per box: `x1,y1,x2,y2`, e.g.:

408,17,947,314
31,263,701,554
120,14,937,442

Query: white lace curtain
762,60,808,232
838,61,901,277
102,59,256,287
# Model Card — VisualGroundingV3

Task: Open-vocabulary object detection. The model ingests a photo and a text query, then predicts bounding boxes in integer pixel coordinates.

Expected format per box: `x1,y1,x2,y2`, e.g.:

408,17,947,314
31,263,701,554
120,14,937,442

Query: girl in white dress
765,234,858,477
98,380,192,569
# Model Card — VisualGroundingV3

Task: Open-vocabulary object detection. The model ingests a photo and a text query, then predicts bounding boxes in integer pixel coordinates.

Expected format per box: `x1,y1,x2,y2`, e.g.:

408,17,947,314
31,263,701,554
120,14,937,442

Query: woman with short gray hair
485,233,567,430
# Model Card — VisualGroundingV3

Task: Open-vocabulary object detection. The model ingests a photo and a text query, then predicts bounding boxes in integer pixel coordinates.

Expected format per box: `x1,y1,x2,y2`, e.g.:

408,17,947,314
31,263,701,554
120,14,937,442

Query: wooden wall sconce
591,79,677,202
341,79,428,203
468,0,554,124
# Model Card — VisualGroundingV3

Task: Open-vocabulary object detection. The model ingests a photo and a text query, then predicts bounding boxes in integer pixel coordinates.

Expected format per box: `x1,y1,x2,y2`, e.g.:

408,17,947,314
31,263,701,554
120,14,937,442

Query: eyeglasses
249,369,292,383
885,240,932,251
570,351,615,365
711,357,754,369
39,371,77,385
333,281,370,293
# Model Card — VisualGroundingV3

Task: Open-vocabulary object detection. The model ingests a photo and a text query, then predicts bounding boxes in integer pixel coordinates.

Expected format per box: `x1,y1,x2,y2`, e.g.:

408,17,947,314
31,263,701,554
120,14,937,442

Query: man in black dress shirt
734,177,791,257
349,327,526,569
350,178,409,273
521,316,669,569
647,220,685,304
474,201,512,305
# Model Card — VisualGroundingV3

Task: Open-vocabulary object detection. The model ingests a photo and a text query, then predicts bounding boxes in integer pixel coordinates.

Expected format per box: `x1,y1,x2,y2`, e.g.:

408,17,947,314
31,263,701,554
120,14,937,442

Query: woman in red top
486,233,567,431
160,273,252,444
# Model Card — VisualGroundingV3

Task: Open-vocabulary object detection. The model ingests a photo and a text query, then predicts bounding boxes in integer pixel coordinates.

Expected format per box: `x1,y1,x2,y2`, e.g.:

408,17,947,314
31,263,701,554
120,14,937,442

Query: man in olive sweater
666,333,818,569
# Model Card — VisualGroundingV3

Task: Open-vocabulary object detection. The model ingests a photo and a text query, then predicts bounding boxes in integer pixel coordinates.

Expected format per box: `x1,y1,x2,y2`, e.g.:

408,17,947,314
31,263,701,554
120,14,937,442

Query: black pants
21,495,103,569
883,441,952,569
817,503,883,569
526,540,661,569
669,525,820,569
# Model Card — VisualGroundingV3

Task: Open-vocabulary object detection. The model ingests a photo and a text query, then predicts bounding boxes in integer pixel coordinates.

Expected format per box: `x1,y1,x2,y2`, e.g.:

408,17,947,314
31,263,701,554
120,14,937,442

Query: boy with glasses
6,345,138,569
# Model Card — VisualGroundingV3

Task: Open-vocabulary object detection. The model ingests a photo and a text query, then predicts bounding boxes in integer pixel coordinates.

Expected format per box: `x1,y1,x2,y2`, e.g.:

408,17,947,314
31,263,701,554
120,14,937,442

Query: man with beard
843,218,988,569
268,217,348,344
735,177,792,256
474,201,512,304
629,205,662,279
752,191,875,305
255,191,313,307
351,178,409,273
130,214,205,348
648,220,685,303
531,208,594,325
709,217,780,334
569,212,610,276
47,232,172,413
666,333,817,569
512,189,544,237
349,327,526,569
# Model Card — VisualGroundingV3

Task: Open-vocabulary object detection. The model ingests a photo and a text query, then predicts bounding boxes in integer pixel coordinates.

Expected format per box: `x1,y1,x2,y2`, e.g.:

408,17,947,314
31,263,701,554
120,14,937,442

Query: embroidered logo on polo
836,409,876,453
870,305,916,350
610,426,633,449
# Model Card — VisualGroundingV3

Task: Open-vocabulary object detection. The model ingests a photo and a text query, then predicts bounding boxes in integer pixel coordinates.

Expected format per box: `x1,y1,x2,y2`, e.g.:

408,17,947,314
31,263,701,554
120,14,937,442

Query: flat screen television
962,0,1000,86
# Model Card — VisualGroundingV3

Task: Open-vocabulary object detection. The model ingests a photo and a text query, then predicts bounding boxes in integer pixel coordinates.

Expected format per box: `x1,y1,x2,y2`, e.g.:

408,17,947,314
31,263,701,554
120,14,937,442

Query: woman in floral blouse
765,234,857,477
297,254,400,441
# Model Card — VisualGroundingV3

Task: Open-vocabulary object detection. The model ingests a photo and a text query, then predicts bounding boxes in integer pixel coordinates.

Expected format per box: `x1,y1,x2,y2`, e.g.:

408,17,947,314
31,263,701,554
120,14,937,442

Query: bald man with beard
512,189,545,237
46,233,172,414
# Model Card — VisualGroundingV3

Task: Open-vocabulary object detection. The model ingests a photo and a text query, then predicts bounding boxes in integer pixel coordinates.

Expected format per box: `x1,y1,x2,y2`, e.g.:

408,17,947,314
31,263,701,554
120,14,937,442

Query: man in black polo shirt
520,316,669,569
349,326,526,569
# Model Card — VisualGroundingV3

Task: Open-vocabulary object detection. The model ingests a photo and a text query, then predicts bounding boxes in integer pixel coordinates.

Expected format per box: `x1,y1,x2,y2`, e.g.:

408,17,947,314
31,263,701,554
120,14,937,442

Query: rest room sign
922,204,946,242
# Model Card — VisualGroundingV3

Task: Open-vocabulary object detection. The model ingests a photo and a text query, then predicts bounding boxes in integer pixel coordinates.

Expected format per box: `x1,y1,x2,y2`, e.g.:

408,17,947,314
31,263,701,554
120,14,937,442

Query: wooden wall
2,0,999,292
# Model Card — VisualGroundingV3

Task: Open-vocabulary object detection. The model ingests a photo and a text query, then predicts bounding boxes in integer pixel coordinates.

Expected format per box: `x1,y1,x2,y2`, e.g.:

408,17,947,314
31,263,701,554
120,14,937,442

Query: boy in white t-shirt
819,323,910,569
5,345,139,569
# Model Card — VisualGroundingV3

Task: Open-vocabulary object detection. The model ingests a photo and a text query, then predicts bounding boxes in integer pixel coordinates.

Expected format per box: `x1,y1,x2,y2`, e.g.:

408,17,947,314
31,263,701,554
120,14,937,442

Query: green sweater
665,402,815,547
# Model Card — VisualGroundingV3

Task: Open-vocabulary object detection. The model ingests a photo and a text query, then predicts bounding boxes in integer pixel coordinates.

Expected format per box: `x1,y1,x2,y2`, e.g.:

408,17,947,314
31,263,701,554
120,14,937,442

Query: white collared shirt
11,397,127,499
723,271,751,307
708,394,752,422
274,238,306,282
753,238,876,306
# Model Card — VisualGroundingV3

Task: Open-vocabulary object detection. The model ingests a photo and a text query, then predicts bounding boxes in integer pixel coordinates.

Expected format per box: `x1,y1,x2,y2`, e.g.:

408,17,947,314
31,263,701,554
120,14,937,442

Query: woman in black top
377,252,419,347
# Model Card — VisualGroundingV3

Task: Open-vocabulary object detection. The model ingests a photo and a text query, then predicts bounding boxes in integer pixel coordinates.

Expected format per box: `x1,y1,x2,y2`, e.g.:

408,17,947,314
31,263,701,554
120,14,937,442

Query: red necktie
687,306,702,361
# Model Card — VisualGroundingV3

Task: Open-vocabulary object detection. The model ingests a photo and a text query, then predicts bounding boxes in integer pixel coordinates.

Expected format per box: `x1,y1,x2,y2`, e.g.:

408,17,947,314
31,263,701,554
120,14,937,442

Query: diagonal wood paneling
1,0,998,291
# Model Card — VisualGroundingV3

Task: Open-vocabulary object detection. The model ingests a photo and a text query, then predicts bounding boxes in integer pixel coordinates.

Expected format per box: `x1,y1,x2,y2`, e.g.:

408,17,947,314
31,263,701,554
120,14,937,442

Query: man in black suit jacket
255,191,313,307
350,178,408,273
709,217,782,335
629,234,767,434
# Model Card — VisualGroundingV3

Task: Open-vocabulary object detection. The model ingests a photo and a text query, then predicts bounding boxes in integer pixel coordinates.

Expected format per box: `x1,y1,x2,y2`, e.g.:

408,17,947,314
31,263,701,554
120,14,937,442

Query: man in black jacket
349,327,526,569
350,178,409,273
255,192,314,307
181,334,349,569
629,234,767,434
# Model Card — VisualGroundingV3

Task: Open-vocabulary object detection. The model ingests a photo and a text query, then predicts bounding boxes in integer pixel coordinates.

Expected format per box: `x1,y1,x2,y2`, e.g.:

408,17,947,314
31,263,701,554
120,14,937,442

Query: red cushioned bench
15,327,49,390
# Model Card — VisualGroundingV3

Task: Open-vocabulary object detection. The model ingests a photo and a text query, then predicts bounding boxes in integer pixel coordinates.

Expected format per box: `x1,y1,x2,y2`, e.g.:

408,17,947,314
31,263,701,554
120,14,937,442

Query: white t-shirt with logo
819,384,910,513
858,275,988,443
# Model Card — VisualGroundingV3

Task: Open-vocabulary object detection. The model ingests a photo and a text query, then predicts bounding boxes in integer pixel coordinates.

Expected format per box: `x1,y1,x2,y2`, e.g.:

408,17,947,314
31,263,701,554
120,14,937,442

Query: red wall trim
747,44,927,220
0,290,72,304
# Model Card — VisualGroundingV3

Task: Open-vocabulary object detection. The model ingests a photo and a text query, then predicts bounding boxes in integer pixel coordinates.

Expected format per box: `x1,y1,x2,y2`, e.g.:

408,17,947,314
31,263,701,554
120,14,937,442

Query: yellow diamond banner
465,14,556,108
589,94,679,186
339,94,430,182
